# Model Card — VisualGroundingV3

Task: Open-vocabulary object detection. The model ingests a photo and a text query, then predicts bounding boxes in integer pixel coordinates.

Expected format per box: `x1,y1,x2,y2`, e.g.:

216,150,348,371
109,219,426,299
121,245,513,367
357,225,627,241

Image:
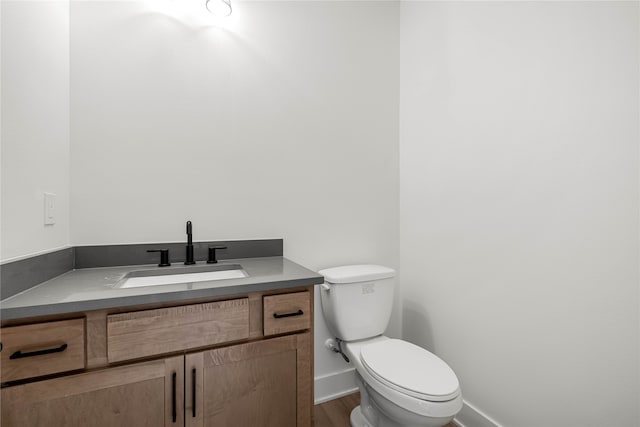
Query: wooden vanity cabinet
0,318,86,383
106,298,251,363
186,332,311,427
1,355,184,427
0,287,313,427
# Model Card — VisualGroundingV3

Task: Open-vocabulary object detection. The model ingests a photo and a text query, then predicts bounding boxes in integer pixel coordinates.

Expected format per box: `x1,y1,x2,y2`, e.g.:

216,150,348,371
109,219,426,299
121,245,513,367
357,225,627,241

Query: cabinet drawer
107,298,249,363
263,292,310,336
1,318,86,383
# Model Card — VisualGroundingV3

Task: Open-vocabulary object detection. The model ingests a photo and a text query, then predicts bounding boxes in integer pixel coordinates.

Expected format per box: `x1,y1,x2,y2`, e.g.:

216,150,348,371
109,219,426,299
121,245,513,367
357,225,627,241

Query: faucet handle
147,249,171,267
207,246,227,264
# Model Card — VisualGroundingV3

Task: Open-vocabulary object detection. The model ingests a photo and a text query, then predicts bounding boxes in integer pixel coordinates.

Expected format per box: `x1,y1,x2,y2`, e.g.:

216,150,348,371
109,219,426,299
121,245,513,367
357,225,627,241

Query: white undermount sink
116,264,247,289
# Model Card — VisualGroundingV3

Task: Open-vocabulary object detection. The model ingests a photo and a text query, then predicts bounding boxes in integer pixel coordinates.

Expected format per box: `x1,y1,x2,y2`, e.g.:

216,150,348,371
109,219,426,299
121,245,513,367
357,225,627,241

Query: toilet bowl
319,265,462,427
344,336,462,427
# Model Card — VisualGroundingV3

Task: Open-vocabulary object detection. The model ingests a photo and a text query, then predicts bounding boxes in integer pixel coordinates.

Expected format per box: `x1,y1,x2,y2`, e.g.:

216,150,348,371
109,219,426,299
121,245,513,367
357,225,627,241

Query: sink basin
116,264,247,289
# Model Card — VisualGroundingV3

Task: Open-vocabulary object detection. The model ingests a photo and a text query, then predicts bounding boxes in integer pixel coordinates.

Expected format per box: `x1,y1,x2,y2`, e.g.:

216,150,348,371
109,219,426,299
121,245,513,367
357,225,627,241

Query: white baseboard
455,400,502,427
314,368,358,405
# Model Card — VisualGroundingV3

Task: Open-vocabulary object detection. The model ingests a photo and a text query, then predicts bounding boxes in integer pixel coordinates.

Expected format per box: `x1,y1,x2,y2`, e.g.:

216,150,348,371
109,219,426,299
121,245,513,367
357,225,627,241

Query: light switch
44,193,56,225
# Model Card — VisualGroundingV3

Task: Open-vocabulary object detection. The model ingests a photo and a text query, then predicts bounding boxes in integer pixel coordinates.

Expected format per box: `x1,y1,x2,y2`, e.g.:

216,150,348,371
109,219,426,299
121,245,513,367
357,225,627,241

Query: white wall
69,0,399,399
1,1,70,261
399,2,639,426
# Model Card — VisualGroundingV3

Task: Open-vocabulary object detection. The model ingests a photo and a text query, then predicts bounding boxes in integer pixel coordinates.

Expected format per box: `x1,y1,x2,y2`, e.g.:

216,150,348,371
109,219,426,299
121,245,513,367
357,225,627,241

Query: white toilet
319,265,463,427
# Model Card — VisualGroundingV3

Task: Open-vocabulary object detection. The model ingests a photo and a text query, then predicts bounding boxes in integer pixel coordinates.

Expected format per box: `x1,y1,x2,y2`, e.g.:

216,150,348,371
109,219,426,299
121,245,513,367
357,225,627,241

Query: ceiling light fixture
205,0,232,17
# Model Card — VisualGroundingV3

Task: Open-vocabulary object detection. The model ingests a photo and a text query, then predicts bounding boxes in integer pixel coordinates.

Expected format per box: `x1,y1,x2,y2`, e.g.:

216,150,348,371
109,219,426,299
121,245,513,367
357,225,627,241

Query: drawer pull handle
10,343,68,359
172,372,177,423
273,309,304,319
192,368,197,417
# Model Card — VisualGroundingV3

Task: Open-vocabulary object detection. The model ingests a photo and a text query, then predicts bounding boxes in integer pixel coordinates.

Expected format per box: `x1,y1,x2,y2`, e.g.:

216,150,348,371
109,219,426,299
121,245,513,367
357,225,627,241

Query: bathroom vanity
0,245,322,427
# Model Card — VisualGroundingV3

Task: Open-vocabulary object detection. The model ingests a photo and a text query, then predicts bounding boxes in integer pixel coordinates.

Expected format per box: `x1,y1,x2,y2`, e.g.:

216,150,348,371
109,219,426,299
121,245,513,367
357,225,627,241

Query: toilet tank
319,265,396,342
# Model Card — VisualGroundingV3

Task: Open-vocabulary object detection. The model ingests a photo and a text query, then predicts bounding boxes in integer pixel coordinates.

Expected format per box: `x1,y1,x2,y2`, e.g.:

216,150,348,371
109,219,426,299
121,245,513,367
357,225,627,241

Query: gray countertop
0,257,324,321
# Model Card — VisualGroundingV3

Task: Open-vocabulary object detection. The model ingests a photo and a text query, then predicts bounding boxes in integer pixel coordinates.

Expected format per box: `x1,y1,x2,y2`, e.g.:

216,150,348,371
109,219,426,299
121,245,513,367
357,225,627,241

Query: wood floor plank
316,397,349,426
314,404,333,427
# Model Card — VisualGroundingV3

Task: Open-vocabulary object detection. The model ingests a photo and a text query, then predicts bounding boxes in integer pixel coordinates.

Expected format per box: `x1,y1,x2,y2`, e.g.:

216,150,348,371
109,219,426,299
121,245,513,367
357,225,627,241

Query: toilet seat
345,336,463,420
360,339,460,402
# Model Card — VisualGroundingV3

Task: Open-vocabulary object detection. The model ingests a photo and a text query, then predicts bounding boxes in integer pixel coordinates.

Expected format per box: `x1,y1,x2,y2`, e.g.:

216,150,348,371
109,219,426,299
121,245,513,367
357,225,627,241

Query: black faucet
185,221,196,265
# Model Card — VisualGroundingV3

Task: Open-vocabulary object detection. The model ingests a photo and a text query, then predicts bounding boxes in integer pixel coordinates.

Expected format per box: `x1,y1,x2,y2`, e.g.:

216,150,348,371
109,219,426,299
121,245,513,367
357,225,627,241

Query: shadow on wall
402,300,436,352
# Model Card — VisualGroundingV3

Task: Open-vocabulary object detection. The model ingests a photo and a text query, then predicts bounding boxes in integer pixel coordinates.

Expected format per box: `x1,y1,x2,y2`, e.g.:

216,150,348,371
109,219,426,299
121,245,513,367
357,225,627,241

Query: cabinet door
186,333,311,427
1,356,184,427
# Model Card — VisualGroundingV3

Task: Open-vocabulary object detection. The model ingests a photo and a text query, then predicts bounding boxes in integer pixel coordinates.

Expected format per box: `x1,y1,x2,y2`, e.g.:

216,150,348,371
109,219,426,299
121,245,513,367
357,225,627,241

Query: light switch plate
44,192,56,225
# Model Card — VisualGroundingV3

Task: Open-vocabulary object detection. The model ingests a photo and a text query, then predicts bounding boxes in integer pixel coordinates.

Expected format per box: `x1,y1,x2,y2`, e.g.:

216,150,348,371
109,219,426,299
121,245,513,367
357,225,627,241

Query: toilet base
351,369,457,427
350,406,369,427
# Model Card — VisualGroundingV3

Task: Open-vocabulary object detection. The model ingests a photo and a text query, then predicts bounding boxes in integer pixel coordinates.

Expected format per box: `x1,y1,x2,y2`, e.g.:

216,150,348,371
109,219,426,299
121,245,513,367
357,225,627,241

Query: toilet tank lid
319,265,396,284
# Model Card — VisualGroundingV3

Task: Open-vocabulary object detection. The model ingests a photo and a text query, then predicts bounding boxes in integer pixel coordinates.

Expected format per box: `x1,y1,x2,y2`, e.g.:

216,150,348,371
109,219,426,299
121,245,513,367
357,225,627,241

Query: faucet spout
185,221,195,265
